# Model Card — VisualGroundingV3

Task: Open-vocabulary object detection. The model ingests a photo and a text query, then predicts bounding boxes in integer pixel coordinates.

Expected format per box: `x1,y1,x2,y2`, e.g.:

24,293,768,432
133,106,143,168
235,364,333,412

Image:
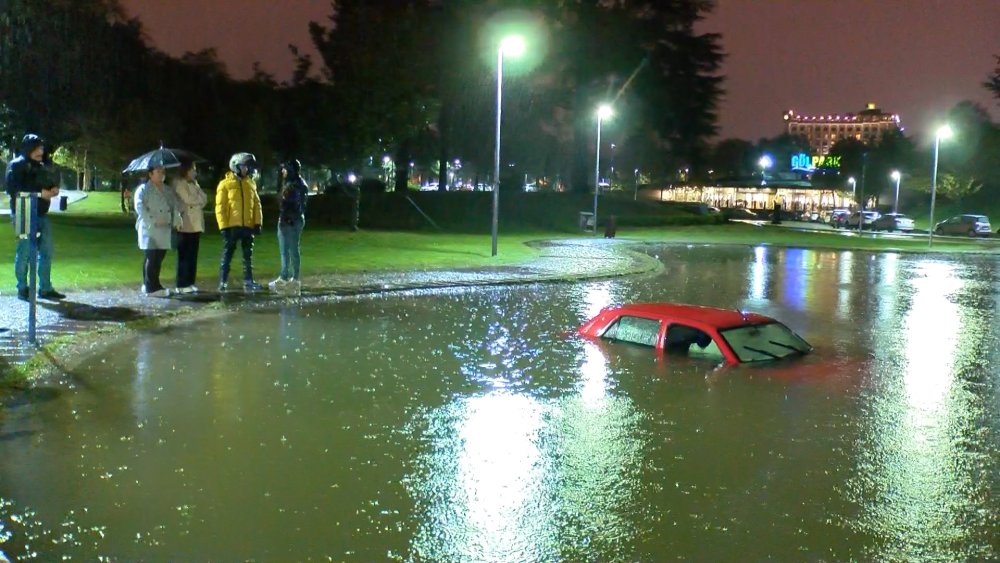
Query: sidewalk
0,239,660,371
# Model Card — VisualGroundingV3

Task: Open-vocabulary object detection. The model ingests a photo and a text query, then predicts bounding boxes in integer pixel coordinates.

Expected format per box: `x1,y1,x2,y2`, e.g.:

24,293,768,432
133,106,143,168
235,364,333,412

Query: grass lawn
2,191,996,294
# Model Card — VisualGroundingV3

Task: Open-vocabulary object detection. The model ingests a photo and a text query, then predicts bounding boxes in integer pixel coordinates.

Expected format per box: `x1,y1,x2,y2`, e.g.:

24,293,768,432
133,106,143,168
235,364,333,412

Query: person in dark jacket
4,134,65,301
269,159,308,292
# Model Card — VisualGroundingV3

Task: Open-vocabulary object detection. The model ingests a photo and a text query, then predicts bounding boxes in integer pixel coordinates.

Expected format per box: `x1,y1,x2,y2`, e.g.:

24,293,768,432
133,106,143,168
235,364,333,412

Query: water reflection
2,246,999,560
852,259,995,560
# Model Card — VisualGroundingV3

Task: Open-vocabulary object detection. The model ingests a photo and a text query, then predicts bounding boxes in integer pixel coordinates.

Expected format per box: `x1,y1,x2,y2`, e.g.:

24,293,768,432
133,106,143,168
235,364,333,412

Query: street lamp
890,170,901,214
593,103,613,234
928,124,953,247
759,155,773,185
491,34,525,257
848,177,856,207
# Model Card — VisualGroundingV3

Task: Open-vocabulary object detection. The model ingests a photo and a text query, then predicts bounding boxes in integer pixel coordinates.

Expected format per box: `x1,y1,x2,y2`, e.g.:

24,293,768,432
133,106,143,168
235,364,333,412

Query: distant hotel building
783,103,901,155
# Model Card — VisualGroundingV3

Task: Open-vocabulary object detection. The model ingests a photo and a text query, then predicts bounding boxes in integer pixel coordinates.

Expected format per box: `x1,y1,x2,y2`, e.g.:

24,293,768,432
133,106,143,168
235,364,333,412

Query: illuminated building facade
783,103,901,155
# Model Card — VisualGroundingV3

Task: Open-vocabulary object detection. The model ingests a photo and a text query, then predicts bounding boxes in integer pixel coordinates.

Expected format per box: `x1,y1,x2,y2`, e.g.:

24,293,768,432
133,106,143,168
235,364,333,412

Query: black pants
143,249,167,292
219,227,255,283
176,231,201,287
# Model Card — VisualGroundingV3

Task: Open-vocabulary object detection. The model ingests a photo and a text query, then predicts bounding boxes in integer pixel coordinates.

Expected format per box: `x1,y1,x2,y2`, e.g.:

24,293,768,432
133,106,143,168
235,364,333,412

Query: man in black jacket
5,134,65,301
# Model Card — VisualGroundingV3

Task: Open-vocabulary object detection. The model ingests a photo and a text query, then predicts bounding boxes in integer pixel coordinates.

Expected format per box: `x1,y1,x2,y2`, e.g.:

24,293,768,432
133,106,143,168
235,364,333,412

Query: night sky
122,0,998,142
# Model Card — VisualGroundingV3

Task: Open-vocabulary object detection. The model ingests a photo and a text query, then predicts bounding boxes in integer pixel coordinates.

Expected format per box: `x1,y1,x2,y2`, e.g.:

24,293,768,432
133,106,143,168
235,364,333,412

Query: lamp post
928,124,953,248
848,177,856,207
491,35,525,257
758,155,772,186
593,104,613,234
890,170,901,214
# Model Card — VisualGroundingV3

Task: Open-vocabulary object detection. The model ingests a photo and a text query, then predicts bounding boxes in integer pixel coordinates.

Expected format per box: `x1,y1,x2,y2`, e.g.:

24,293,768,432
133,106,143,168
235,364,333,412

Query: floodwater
2,245,999,561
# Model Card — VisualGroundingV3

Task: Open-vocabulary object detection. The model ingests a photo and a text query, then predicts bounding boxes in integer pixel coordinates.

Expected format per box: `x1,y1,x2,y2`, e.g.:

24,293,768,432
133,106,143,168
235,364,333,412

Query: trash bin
771,203,782,225
579,211,594,231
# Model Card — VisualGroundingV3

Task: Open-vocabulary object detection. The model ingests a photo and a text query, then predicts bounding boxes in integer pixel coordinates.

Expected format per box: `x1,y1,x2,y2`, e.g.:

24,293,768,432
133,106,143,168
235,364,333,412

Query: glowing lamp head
500,35,526,57
936,124,953,140
347,173,357,183
891,170,901,181
848,177,856,185
758,155,773,170
597,104,613,120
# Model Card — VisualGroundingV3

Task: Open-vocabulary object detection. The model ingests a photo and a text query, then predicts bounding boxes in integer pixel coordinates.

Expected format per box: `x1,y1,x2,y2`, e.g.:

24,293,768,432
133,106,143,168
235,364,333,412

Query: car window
719,322,811,363
664,323,724,360
601,315,661,347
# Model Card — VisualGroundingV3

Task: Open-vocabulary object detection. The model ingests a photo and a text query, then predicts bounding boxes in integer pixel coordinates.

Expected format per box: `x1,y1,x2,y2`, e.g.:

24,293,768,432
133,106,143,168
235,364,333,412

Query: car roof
961,214,988,219
611,303,774,329
882,212,909,217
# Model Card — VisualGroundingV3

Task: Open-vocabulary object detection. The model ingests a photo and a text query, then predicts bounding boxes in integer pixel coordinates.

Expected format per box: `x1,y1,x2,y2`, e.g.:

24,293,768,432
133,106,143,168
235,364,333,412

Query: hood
19,134,44,158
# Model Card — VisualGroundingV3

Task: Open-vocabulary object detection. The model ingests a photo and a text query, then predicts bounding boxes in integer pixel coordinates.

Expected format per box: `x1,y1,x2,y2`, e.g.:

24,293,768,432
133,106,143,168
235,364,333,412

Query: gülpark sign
790,153,841,171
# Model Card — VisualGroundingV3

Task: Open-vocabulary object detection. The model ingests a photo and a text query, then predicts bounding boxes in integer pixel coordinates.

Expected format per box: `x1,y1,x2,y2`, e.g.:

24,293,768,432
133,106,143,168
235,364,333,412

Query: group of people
134,151,309,295
6,132,309,301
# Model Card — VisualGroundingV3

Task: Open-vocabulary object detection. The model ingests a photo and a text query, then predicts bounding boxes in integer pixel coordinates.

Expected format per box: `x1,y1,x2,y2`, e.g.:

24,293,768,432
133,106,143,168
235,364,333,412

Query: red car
578,303,812,365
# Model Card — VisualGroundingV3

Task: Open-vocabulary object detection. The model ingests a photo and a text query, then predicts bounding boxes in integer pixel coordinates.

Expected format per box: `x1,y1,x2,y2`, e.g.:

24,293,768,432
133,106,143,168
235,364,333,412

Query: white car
872,212,915,232
846,210,880,229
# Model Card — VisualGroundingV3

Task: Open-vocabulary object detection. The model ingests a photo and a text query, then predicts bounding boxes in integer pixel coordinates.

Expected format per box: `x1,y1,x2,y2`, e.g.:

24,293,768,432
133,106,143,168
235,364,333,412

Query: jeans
143,249,167,292
219,227,255,283
175,231,201,287
277,219,304,280
14,214,54,292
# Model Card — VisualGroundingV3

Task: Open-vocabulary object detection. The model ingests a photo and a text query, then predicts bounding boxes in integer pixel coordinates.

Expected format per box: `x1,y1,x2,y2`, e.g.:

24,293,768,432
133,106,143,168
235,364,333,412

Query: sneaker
244,281,264,292
186,285,199,293
146,288,169,297
288,279,302,293
38,289,66,300
268,278,287,291
218,282,228,292
17,288,29,301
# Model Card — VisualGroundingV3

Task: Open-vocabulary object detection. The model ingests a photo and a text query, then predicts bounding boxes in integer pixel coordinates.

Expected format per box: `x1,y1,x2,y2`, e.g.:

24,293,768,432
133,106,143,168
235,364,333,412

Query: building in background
783,103,901,155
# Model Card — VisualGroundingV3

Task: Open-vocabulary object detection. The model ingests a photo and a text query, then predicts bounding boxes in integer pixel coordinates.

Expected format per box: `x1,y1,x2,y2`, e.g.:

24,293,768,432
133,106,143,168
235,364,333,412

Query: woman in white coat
134,166,180,295
171,162,207,292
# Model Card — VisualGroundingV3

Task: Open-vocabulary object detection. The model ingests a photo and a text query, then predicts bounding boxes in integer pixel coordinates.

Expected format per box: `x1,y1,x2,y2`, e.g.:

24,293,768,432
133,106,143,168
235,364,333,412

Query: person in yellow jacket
216,152,264,291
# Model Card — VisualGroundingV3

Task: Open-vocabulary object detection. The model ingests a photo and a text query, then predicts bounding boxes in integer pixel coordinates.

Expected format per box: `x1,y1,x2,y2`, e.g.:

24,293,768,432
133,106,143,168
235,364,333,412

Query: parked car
829,208,851,228
934,214,992,237
578,303,812,365
846,210,881,229
871,212,915,232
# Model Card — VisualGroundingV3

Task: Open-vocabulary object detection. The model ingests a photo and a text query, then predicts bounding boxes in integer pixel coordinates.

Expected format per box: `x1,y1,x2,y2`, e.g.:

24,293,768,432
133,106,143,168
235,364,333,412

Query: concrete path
0,238,658,370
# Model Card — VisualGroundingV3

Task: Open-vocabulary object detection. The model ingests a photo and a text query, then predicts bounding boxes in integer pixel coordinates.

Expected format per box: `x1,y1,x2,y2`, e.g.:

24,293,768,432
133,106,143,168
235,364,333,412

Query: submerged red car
578,303,812,365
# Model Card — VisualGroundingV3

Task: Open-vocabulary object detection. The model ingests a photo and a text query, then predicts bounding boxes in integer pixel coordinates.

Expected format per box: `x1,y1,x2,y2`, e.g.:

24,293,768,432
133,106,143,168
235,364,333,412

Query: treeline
0,0,726,192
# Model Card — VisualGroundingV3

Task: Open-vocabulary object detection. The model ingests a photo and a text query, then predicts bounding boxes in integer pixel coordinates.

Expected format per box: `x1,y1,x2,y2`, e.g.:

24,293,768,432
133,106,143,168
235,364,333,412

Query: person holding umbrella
216,152,263,292
171,161,206,293
134,165,181,295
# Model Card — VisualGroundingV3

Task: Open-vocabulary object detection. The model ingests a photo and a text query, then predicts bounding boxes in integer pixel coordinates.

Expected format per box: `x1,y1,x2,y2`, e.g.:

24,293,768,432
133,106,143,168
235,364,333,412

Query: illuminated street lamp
759,155,773,185
593,104,613,234
928,124,953,247
491,34,525,257
890,170,901,214
848,177,856,207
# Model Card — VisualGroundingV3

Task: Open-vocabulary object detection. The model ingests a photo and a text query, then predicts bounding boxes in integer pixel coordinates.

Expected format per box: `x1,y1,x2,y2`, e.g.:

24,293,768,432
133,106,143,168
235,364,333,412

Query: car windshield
719,322,811,363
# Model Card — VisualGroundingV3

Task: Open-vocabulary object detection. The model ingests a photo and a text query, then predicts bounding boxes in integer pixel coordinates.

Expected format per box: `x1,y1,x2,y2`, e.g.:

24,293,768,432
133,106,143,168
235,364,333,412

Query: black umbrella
123,145,207,174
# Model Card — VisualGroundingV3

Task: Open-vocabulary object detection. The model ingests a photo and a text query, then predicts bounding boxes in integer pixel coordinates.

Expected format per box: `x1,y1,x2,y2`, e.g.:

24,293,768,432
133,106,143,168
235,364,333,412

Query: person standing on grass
135,165,181,296
171,162,207,293
5,133,65,301
216,152,263,292
269,159,308,292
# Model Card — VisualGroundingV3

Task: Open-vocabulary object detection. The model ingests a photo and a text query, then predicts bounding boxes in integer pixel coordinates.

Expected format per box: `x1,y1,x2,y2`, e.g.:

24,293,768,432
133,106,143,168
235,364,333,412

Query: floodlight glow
891,170,901,181
597,104,613,120
347,173,357,183
500,35,526,57
758,155,773,169
936,124,953,140
848,177,856,185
